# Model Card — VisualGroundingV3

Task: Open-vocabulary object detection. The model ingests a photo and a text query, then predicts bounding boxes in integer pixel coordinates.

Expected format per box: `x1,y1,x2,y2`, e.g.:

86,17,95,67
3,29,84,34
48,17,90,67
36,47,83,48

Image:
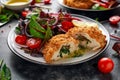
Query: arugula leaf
29,16,46,39
41,25,53,47
0,60,11,80
30,27,45,39
44,25,52,40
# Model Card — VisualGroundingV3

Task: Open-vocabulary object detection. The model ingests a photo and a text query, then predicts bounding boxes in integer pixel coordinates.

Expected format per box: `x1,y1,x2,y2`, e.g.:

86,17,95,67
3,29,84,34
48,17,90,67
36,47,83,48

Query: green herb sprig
0,8,19,23
0,60,11,80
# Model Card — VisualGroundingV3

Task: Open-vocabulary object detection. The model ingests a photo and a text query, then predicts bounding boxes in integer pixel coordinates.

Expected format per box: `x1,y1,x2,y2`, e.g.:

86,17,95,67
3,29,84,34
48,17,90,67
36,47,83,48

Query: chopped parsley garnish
60,45,70,57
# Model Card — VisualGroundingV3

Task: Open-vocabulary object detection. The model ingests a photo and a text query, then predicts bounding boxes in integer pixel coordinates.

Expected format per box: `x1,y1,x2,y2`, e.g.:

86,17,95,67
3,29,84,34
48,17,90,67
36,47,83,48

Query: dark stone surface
0,0,120,80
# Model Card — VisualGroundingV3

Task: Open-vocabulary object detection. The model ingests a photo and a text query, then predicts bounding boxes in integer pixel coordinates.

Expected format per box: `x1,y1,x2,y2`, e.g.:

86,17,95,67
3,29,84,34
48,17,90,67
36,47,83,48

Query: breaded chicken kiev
42,34,80,63
66,26,106,50
42,21,106,63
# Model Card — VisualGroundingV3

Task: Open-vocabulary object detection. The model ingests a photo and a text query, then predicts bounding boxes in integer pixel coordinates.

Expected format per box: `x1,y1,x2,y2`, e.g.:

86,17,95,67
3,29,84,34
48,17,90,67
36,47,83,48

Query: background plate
7,14,110,65
57,0,120,21
57,0,120,11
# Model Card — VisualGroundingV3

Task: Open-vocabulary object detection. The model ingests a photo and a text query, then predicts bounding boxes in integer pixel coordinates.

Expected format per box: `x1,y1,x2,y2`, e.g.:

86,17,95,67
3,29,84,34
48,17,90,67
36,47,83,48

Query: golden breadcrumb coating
42,34,79,63
66,26,106,49
64,0,94,9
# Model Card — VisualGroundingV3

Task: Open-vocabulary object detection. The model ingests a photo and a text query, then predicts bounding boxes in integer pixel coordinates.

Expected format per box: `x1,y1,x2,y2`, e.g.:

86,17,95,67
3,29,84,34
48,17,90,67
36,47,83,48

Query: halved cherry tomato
15,35,27,45
109,15,120,25
44,0,51,4
21,11,29,18
98,57,114,73
26,38,42,49
61,21,73,32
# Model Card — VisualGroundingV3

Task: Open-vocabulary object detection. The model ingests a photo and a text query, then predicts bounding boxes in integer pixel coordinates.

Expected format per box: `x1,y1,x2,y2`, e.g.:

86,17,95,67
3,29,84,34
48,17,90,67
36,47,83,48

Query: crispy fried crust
66,26,107,48
63,0,94,9
42,34,78,63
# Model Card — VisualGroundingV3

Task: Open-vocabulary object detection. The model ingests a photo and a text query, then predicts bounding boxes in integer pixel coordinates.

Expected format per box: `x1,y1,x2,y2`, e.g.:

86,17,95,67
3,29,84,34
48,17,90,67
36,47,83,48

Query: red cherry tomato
31,0,35,5
15,35,27,45
44,0,51,4
98,57,114,73
109,15,120,25
100,3,108,8
22,11,29,17
26,38,42,49
61,21,73,32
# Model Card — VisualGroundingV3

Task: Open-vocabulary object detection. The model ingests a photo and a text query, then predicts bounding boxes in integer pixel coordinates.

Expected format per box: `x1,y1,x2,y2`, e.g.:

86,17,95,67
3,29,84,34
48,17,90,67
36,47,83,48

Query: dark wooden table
0,0,120,80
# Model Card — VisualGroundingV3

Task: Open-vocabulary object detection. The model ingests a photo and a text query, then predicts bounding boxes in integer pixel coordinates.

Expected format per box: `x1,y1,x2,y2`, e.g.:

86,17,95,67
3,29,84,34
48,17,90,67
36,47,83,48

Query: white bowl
0,0,32,10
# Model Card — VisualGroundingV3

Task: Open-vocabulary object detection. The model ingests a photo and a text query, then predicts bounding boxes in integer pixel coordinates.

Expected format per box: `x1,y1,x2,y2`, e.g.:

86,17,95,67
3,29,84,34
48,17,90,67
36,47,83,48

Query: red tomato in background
44,0,51,4
98,57,114,73
31,0,35,5
109,15,120,25
22,11,29,17
61,21,73,32
15,35,27,45
26,38,42,49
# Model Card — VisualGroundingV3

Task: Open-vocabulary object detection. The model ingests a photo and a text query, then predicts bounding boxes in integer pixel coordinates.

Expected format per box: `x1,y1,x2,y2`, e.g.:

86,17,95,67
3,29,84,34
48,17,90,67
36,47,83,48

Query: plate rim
7,14,110,66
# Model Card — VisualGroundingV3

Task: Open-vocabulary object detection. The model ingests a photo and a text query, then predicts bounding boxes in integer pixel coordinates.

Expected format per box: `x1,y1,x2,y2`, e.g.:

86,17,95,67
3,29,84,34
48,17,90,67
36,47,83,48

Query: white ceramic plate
7,14,110,65
0,22,7,26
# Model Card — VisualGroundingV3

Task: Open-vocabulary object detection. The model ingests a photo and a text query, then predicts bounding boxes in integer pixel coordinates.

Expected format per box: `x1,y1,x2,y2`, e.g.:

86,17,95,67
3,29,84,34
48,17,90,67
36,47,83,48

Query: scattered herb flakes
1,30,4,33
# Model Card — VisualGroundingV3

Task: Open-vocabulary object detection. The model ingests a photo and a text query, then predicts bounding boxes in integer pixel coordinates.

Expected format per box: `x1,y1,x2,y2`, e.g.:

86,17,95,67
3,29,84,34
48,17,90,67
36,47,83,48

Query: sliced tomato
61,21,73,32
15,35,27,45
109,15,120,25
98,57,114,73
26,38,42,49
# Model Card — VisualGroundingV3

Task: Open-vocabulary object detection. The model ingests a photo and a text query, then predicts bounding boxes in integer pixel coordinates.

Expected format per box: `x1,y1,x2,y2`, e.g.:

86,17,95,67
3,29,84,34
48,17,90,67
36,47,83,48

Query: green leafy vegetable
15,27,21,34
29,16,46,39
0,8,19,23
38,19,47,26
41,25,53,47
44,25,53,41
0,60,11,80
